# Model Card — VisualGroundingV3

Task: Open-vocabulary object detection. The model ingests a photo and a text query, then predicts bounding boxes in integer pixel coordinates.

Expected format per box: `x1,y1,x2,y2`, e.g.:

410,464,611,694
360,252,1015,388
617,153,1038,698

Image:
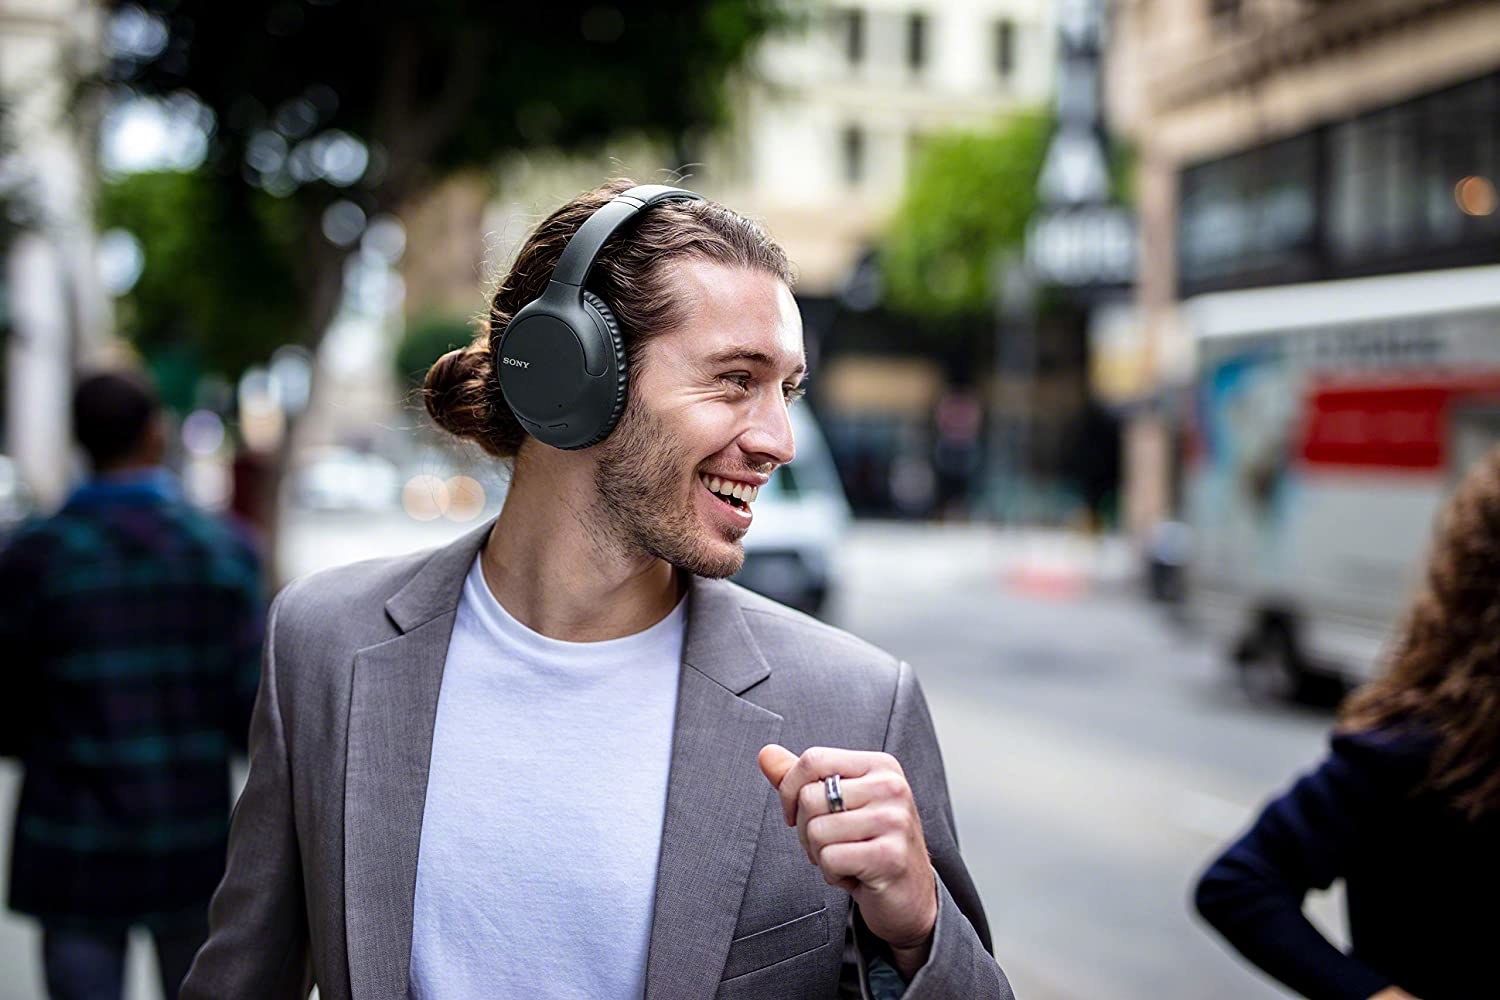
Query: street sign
1026,205,1135,287
1023,0,1135,290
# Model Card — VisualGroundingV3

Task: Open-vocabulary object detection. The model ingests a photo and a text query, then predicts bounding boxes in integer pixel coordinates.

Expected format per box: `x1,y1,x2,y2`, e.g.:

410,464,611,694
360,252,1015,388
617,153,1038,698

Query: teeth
700,474,759,505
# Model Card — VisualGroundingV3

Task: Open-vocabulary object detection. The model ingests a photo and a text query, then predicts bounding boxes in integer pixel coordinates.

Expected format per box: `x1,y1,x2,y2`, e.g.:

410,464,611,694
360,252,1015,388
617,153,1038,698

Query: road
0,514,1342,999
827,523,1341,1000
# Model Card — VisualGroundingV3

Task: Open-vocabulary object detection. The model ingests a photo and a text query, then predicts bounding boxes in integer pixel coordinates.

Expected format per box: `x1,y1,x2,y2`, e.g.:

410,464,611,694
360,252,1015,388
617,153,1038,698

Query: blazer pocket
720,906,829,982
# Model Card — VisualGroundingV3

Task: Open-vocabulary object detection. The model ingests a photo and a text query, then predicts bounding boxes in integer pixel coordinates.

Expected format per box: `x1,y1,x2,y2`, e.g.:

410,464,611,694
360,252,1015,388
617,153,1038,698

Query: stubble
591,397,746,579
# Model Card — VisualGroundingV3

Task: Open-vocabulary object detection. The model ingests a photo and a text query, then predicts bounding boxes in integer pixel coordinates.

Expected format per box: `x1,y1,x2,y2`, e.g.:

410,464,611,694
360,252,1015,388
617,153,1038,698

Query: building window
995,19,1016,79
1328,74,1500,263
1178,133,1318,289
839,8,864,65
1176,69,1500,294
907,12,927,72
842,125,865,186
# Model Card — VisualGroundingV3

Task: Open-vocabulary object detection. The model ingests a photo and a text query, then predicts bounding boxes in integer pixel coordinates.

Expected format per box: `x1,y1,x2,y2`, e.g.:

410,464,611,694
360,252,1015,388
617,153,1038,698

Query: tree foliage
100,0,785,375
879,112,1052,321
99,169,301,380
394,312,476,391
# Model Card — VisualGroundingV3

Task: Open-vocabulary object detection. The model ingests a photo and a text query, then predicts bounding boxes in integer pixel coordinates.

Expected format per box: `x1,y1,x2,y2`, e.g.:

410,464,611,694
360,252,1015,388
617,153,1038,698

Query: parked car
733,405,852,617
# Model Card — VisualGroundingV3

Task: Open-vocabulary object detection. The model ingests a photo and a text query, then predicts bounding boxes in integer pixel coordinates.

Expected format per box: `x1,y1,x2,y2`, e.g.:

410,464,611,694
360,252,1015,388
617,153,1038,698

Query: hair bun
421,343,521,457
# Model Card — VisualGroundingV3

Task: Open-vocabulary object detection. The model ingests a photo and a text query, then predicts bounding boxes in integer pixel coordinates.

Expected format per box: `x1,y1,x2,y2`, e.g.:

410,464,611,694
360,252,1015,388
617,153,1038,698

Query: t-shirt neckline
462,554,687,663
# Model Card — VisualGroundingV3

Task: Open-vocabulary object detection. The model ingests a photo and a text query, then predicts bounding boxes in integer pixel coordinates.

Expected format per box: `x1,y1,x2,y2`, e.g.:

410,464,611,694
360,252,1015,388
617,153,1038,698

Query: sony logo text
502,357,530,368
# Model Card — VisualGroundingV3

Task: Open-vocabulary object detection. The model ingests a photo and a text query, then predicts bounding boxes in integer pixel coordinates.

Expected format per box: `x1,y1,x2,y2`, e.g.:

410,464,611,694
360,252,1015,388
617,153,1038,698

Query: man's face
592,260,805,578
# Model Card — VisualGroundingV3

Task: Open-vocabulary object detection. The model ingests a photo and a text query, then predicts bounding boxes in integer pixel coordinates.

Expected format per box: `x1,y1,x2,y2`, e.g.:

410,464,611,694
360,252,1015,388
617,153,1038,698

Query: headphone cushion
577,290,629,449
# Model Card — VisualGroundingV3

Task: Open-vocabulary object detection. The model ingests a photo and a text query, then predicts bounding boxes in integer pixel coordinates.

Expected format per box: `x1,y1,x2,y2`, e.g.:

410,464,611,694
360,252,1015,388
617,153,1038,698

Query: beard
591,396,746,579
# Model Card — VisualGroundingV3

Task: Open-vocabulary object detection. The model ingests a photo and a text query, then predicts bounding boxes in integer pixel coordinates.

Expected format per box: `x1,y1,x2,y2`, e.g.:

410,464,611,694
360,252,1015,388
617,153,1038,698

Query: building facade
1107,0,1500,535
398,1,1060,516
710,0,1057,295
407,0,1058,312
713,0,1060,517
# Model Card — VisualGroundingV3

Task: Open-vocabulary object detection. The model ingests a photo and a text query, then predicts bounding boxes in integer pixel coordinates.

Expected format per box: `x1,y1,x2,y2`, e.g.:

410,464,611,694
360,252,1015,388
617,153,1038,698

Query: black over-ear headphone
496,184,705,450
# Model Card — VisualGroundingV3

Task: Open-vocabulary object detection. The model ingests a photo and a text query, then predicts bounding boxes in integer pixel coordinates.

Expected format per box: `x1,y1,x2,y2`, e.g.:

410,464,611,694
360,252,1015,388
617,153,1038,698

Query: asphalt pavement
825,523,1341,1000
0,513,1343,999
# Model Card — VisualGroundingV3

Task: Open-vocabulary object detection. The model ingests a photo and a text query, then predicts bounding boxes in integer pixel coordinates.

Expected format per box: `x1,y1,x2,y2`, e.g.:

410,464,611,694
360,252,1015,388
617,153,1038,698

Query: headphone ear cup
576,290,629,448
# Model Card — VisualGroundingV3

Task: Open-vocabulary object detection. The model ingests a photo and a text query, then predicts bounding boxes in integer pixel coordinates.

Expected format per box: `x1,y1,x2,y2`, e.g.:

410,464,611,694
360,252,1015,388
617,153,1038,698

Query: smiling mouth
699,473,760,511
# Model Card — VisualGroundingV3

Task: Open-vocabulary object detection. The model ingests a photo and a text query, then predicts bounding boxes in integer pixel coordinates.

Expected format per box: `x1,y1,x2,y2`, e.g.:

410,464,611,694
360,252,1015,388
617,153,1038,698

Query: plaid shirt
0,469,265,931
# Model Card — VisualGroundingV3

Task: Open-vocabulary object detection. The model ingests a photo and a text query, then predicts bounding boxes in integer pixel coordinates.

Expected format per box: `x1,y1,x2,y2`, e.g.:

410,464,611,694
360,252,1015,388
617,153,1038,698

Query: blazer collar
644,578,782,998
351,518,781,999
382,516,496,633
381,513,775,700
680,574,772,695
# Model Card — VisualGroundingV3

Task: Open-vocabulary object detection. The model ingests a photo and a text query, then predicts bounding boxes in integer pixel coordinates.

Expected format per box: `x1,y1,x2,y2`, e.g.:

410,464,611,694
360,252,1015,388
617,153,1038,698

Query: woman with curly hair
1194,444,1500,1000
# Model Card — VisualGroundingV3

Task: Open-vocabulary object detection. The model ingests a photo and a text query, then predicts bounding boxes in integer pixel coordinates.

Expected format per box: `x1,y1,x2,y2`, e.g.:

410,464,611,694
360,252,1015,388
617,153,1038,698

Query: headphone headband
550,184,705,289
495,183,704,450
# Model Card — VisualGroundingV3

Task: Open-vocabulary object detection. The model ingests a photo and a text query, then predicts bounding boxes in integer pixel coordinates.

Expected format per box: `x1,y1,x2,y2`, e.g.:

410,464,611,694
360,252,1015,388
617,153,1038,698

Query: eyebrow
703,347,808,378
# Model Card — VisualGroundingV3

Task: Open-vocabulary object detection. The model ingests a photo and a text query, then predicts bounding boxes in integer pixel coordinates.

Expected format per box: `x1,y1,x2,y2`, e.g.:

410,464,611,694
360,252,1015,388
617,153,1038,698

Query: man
183,182,1013,998
0,370,265,1000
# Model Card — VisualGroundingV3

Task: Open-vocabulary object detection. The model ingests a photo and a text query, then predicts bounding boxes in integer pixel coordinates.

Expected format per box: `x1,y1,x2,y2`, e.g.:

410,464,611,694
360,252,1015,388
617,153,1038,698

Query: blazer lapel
344,518,495,999
645,576,783,999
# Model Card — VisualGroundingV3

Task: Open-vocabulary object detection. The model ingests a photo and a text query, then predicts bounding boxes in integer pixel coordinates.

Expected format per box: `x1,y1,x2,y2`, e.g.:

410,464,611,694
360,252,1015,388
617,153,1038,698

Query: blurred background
2,0,1498,996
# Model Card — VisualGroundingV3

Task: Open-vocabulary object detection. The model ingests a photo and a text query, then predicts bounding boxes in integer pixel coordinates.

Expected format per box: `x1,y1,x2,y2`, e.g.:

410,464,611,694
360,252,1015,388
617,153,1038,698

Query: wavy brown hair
422,178,794,459
1339,443,1500,820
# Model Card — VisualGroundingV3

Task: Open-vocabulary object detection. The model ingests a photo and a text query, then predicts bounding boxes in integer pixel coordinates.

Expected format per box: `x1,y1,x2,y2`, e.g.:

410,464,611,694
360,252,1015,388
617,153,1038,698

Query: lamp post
989,253,1037,523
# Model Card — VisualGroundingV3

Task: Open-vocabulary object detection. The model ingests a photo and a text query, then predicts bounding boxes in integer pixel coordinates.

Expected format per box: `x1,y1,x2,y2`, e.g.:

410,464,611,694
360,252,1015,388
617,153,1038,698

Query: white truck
1182,263,1500,699
733,404,852,617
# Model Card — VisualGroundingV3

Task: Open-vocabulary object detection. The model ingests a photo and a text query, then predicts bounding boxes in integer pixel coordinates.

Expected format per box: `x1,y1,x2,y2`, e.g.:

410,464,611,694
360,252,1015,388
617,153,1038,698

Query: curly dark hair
422,178,794,459
1339,443,1500,820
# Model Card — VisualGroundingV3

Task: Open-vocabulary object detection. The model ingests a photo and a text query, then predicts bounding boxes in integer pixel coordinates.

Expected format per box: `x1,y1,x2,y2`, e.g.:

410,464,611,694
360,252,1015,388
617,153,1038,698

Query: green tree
101,1,784,362
99,169,301,384
880,112,1052,321
394,312,476,392
97,0,782,579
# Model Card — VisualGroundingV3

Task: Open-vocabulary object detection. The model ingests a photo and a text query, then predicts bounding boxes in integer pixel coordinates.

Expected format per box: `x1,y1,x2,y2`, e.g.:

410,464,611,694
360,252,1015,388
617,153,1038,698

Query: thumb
757,744,798,788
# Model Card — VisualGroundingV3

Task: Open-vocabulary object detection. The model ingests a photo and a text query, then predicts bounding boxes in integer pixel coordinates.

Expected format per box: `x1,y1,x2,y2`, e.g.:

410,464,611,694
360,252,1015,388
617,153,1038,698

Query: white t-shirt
408,555,685,999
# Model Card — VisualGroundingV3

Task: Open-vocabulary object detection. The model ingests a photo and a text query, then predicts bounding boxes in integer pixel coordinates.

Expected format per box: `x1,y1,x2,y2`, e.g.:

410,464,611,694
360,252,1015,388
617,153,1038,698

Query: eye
720,372,753,393
783,382,807,404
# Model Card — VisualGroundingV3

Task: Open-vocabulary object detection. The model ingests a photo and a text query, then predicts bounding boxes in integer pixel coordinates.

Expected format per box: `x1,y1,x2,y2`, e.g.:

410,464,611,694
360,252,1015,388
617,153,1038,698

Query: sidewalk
0,765,163,1000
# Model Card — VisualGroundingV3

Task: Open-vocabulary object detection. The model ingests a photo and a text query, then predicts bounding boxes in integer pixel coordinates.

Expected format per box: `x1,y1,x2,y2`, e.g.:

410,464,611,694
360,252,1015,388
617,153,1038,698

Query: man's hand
758,744,938,980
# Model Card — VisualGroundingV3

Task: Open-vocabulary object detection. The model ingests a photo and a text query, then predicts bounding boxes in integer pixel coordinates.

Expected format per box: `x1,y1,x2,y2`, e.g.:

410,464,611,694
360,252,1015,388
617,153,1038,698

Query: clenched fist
758,744,938,980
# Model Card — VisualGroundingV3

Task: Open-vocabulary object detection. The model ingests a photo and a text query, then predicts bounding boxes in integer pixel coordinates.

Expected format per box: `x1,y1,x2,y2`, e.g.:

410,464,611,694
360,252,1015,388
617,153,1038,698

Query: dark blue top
1195,728,1499,1000
0,468,265,930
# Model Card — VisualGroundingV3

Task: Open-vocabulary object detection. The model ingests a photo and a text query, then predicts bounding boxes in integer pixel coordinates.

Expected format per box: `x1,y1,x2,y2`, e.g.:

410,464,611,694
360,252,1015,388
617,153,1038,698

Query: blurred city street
0,514,1342,999
6,2,1498,993
828,522,1343,1000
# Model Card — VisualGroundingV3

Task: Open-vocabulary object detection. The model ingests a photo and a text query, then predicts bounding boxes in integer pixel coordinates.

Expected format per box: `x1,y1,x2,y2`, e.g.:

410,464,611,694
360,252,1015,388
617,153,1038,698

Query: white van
1183,264,1500,699
734,404,852,616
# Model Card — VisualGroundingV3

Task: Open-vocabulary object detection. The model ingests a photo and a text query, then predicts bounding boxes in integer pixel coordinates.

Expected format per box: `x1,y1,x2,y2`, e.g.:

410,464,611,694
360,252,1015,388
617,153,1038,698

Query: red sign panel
1299,375,1500,472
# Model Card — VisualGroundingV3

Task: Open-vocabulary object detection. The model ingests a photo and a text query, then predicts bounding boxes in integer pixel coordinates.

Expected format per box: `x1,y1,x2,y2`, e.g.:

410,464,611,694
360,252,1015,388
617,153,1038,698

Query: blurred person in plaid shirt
0,370,266,1000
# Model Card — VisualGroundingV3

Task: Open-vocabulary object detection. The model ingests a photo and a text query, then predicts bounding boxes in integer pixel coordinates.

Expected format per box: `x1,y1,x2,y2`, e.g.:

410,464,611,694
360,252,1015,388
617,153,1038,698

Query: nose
740,391,796,468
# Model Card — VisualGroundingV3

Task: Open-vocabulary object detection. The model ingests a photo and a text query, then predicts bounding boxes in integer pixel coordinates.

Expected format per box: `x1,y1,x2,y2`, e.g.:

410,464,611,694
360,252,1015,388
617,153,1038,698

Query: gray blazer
182,518,1013,999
